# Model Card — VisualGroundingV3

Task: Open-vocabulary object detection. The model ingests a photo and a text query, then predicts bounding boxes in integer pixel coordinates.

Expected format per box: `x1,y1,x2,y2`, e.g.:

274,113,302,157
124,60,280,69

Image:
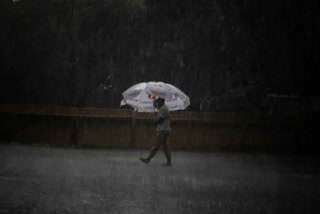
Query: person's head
155,97,165,109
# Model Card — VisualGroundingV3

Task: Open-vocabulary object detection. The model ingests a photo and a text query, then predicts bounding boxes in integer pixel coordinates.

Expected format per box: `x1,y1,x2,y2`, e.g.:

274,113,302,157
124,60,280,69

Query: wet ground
0,143,319,214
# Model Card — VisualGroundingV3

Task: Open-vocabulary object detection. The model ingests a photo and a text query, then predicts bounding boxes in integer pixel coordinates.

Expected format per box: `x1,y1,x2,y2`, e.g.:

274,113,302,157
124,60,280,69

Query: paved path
0,143,319,214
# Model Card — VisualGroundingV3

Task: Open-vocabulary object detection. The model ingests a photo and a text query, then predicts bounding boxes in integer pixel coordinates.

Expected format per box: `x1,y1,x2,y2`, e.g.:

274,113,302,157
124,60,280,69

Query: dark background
1,0,319,111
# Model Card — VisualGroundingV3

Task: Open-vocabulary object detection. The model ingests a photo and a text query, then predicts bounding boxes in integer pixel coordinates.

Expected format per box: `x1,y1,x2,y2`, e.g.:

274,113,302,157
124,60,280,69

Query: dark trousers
147,131,171,162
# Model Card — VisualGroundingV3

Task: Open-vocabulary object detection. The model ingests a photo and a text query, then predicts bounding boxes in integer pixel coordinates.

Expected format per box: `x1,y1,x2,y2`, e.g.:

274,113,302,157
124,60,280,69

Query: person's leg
140,132,162,164
162,131,172,166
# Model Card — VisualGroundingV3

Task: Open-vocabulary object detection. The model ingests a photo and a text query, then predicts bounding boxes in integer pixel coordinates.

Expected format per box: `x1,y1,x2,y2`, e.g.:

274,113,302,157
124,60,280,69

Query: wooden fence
0,104,313,152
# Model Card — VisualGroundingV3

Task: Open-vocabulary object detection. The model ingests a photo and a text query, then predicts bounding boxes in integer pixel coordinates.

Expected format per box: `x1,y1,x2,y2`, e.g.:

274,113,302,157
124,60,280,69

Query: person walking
140,97,172,167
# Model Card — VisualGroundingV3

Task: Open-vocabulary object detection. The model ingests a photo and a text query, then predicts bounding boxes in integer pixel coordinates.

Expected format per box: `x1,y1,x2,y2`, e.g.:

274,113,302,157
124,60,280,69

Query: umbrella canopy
121,81,190,112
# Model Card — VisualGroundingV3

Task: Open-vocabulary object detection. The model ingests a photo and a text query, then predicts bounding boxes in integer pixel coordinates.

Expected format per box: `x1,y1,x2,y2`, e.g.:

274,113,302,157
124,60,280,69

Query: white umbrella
121,81,190,112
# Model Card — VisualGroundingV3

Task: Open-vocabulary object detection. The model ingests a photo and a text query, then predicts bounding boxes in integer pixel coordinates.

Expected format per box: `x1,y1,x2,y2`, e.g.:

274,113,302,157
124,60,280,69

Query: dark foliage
1,0,319,110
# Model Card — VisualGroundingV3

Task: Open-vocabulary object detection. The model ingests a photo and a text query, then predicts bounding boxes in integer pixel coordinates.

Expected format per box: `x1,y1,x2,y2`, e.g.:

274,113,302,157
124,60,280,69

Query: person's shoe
161,162,172,167
140,158,150,164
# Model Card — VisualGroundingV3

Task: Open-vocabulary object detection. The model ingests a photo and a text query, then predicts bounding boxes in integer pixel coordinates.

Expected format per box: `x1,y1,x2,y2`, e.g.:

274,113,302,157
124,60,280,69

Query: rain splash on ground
0,143,319,214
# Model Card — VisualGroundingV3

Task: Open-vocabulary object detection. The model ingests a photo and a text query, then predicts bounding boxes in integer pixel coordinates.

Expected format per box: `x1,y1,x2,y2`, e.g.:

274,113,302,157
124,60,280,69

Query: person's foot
140,158,150,164
161,162,172,167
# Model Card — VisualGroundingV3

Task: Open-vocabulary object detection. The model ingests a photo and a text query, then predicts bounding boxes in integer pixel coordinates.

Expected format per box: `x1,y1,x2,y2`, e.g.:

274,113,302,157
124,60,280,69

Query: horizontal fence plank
0,104,133,118
0,104,279,124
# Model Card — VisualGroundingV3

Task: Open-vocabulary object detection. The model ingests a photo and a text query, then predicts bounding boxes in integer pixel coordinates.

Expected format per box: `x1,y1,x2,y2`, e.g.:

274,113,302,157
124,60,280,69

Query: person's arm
154,117,164,126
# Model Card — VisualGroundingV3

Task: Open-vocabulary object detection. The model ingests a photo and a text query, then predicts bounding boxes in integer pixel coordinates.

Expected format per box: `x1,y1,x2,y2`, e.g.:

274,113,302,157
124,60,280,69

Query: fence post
72,118,78,147
129,110,137,148
187,112,191,147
